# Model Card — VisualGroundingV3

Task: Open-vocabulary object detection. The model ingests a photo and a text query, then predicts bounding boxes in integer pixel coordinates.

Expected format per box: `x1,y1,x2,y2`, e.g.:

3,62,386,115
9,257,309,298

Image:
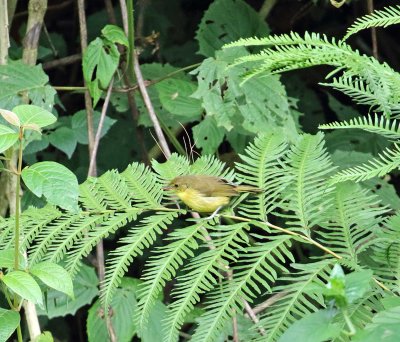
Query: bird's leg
204,206,223,220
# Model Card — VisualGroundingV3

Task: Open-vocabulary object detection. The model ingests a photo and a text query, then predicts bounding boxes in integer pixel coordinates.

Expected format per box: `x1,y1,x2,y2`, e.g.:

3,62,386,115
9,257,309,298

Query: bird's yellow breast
176,188,230,213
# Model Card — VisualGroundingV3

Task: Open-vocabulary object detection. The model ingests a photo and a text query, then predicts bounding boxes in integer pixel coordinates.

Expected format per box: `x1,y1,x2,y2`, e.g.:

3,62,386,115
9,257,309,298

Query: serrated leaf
102,25,129,47
0,308,20,342
13,105,56,128
48,127,78,158
36,264,98,319
83,38,120,106
0,124,18,153
0,60,55,110
71,110,116,144
2,270,43,305
155,79,202,117
193,116,225,154
0,249,26,269
21,161,79,212
195,0,269,57
30,262,74,298
0,108,21,126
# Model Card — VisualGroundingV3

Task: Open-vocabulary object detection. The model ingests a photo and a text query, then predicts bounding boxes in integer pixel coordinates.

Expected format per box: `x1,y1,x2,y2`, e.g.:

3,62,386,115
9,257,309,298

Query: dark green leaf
192,116,225,154
48,127,78,159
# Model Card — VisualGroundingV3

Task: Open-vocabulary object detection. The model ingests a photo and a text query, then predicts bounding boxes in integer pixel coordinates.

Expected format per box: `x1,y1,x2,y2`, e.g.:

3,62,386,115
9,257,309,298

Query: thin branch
0,0,10,64
252,291,288,315
367,0,378,59
119,0,129,35
88,78,114,176
258,0,278,20
43,53,81,69
104,0,116,24
133,51,171,158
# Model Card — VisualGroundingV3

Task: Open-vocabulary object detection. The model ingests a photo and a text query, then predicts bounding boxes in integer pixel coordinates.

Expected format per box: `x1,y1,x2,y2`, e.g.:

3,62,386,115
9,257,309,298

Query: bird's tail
235,185,262,193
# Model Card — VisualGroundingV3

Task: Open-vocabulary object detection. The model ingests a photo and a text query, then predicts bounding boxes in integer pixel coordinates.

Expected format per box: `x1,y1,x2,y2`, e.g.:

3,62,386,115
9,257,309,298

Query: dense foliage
1,1,400,341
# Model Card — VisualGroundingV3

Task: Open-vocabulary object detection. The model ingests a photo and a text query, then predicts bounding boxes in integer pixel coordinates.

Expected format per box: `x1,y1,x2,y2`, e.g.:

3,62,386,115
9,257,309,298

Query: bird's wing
196,176,238,197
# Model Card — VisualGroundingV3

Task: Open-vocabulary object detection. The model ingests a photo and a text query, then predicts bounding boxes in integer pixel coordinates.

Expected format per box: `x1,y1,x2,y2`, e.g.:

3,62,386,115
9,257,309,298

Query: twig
133,51,171,157
119,0,129,35
104,0,116,24
43,53,82,69
78,1,115,341
367,0,378,59
0,0,10,64
88,78,114,176
252,291,287,315
14,0,73,19
258,0,278,20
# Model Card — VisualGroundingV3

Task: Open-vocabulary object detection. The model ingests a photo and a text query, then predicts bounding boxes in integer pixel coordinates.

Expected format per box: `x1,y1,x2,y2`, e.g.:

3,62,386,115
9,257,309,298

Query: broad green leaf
2,270,43,305
0,308,20,342
0,60,56,110
195,0,269,57
102,25,129,47
156,79,202,117
13,105,56,128
82,38,120,106
0,249,26,269
33,331,54,342
193,116,225,154
0,108,21,126
87,277,140,342
353,306,400,342
345,269,373,304
30,262,74,298
37,264,98,318
278,309,340,342
0,124,18,153
48,127,78,158
21,161,79,212
381,296,400,309
71,110,116,145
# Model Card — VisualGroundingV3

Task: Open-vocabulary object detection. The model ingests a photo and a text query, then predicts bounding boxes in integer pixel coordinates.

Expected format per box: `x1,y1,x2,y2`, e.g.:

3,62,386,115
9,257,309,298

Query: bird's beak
163,185,173,191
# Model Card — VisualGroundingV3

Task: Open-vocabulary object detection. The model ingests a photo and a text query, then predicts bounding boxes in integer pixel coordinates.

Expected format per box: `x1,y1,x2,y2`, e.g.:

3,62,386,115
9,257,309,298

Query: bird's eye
174,184,178,187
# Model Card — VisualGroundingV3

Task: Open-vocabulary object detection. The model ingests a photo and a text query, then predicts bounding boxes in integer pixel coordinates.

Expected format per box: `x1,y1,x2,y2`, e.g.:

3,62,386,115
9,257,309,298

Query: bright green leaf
33,331,54,342
13,105,56,128
278,309,340,342
0,124,18,153
2,270,43,306
0,308,20,342
0,249,26,269
30,262,74,298
345,269,373,304
102,25,129,47
37,264,98,319
48,127,78,158
21,161,79,212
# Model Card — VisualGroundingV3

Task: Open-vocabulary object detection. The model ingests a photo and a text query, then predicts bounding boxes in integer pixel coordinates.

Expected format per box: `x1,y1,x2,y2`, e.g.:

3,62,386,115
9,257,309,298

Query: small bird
164,175,261,216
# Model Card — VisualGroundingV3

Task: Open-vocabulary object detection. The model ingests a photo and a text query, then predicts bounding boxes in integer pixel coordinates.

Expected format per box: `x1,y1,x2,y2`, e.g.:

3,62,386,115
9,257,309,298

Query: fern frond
370,213,400,291
191,235,293,342
319,114,400,140
65,210,141,276
135,222,205,331
101,211,180,312
344,6,400,40
235,133,290,220
122,162,163,208
280,133,335,233
330,144,400,183
316,183,387,261
27,214,98,266
152,153,191,182
253,260,334,342
163,222,250,342
189,155,234,180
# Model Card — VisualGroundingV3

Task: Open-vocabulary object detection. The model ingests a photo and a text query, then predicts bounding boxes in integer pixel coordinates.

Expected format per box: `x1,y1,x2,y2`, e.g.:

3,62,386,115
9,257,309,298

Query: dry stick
104,0,116,24
18,1,48,339
133,51,171,158
88,78,114,176
43,53,82,69
119,0,129,35
0,0,10,64
367,0,378,59
252,291,288,315
77,0,115,341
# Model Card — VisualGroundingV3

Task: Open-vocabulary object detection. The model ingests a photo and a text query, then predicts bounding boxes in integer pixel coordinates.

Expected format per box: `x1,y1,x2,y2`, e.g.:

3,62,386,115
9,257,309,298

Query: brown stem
104,0,116,24
367,0,378,59
0,0,10,64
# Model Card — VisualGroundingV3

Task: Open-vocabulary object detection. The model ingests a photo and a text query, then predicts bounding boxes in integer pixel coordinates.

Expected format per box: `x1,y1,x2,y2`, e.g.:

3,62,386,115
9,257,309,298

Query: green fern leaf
344,6,400,40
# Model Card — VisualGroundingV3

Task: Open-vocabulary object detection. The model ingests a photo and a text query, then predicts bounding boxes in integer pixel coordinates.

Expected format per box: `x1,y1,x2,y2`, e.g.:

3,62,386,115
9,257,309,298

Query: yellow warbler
164,175,261,214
